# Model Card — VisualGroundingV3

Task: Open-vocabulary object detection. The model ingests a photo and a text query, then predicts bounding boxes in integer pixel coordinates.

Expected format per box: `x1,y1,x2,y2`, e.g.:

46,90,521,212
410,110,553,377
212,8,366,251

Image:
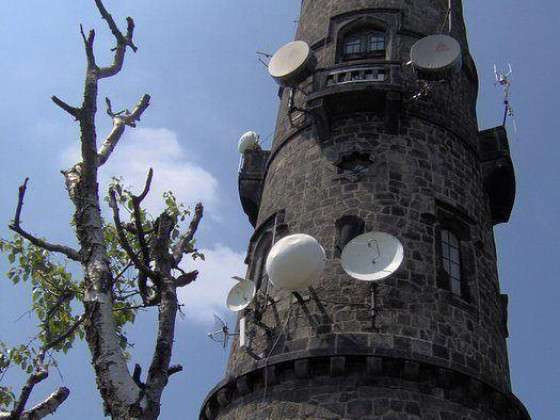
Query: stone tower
201,0,530,419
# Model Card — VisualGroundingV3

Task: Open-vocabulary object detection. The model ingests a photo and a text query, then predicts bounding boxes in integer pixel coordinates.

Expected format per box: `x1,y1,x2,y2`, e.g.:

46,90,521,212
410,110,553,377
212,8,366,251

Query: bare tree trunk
9,2,203,418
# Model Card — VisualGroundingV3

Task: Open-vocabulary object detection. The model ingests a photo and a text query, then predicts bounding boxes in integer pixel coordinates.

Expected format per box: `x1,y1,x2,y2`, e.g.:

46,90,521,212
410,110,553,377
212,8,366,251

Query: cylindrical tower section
201,1,529,419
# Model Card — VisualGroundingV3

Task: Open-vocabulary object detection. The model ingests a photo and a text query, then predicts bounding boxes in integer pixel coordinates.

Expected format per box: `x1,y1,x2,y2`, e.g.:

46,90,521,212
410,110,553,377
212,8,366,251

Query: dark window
336,152,372,176
335,216,365,257
368,32,385,51
251,234,272,291
343,35,362,55
342,30,385,61
440,229,462,295
247,211,287,291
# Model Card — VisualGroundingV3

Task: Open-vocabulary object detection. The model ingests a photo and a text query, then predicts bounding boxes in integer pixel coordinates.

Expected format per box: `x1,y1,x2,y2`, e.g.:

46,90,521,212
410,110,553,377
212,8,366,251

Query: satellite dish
410,35,462,80
226,279,256,312
341,232,404,282
238,131,260,154
266,234,326,291
268,41,317,87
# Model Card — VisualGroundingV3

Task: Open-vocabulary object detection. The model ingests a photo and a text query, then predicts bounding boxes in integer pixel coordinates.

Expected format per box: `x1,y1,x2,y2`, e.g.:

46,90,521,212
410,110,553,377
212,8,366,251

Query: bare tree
0,1,203,419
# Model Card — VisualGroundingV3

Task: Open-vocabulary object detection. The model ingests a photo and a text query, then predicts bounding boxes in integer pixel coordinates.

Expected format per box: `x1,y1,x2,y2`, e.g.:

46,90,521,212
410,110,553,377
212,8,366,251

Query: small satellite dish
266,233,326,291
268,41,316,87
410,35,462,80
238,131,260,154
226,279,256,312
341,232,404,282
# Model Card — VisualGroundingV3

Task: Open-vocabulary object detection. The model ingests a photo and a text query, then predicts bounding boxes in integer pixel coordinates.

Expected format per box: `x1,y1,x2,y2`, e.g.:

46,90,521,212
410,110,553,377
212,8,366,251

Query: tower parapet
202,1,529,418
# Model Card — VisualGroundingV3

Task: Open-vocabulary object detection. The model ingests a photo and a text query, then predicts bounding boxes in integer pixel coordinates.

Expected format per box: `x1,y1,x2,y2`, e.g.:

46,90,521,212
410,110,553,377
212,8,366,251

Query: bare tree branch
51,96,81,120
94,0,138,79
94,0,137,52
97,95,151,167
8,178,81,262
113,257,136,283
132,364,144,389
130,169,154,304
19,387,70,420
7,312,83,420
172,203,204,266
10,369,49,419
168,365,183,377
79,25,96,69
174,270,198,288
42,315,85,354
108,188,161,285
0,388,71,420
43,291,75,344
143,213,178,418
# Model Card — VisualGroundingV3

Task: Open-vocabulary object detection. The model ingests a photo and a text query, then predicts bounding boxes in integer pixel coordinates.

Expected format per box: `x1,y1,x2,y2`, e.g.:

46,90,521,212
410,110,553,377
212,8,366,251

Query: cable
261,304,294,404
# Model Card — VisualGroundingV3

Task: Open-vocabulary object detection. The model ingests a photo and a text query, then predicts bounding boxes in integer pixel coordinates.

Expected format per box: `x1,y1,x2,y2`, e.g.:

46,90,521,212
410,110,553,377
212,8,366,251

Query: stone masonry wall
201,0,530,418
215,374,512,420
227,113,510,393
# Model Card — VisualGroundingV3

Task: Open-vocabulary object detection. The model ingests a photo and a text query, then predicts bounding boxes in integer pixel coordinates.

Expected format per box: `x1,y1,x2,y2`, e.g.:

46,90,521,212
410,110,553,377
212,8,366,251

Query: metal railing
325,66,387,86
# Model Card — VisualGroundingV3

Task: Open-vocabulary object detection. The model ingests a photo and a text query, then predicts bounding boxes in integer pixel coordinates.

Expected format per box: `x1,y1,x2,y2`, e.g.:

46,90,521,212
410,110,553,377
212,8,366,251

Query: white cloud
177,245,247,325
61,127,219,216
61,127,245,325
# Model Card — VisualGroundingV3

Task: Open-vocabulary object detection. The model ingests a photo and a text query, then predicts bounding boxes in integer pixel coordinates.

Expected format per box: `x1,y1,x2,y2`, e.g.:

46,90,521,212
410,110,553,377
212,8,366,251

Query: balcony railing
325,66,386,86
310,63,401,97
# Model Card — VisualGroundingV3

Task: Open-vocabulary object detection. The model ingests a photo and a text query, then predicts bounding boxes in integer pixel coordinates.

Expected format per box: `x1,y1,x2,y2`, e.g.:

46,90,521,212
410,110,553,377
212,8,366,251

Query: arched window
251,233,273,291
335,215,365,257
342,29,385,61
440,229,462,295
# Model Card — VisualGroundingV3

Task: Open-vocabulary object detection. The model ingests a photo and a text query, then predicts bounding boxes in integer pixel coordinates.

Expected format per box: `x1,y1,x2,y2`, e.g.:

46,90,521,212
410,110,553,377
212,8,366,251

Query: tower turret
202,1,528,418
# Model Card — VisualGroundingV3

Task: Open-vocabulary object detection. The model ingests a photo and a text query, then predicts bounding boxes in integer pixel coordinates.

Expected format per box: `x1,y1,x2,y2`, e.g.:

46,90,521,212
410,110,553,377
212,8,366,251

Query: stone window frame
440,229,462,295
247,210,288,291
334,215,365,257
335,17,388,63
334,151,374,175
250,232,273,291
435,202,473,302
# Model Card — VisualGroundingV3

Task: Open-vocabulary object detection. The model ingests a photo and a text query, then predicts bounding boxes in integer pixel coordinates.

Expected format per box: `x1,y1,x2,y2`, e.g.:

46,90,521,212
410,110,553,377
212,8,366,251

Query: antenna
207,314,238,349
256,51,272,68
494,64,517,131
341,232,404,282
438,0,453,34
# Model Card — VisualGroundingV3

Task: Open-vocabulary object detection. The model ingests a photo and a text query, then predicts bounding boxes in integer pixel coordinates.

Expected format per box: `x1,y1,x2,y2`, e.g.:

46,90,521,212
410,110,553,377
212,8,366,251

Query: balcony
479,126,516,225
238,148,270,227
305,63,403,138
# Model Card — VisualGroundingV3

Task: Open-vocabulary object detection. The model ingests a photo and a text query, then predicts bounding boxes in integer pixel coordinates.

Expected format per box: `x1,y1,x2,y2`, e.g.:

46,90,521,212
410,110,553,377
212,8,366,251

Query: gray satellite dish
268,41,317,87
226,279,256,312
410,34,462,80
341,232,404,282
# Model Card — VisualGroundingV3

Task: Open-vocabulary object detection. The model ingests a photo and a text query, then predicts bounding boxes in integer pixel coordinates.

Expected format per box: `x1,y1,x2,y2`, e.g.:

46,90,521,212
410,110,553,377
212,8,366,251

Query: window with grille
440,229,462,295
368,33,385,52
342,30,385,60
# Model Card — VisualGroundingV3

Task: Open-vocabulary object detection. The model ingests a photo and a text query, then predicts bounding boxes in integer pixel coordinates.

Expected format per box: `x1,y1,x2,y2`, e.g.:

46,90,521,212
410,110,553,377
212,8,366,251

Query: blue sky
0,1,558,419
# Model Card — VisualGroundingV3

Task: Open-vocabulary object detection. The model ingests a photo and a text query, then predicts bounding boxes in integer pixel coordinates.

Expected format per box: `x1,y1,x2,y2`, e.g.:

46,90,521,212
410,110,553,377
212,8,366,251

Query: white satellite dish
341,232,404,282
410,34,462,80
238,131,260,154
268,41,316,87
226,279,256,312
266,233,326,291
